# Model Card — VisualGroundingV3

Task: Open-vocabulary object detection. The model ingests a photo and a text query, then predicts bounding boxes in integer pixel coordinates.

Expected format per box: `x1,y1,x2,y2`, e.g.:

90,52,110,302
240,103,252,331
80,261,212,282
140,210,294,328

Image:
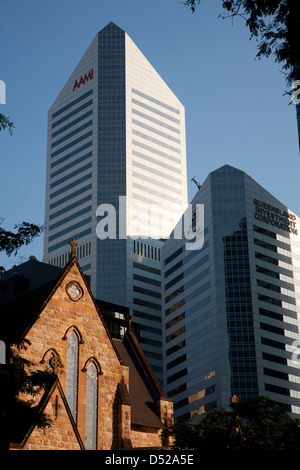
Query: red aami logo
73,69,93,91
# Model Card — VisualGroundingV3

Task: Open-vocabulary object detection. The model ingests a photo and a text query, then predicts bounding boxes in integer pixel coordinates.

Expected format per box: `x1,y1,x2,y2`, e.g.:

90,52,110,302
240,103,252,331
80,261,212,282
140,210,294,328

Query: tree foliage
0,221,43,275
0,221,43,257
184,1,300,88
169,396,300,450
0,341,55,449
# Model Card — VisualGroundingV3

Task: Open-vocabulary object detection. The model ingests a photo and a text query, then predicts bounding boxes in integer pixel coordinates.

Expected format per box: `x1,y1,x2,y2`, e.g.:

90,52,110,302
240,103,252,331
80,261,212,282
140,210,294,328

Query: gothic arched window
41,349,62,375
66,330,79,421
85,361,98,450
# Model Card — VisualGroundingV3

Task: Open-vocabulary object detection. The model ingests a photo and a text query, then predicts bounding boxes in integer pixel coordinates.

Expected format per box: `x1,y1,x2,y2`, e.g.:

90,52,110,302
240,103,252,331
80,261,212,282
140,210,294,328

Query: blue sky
0,0,299,271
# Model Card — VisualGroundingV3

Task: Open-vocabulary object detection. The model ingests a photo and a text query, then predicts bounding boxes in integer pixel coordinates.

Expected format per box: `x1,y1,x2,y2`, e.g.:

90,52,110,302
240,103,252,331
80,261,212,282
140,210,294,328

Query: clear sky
0,0,299,271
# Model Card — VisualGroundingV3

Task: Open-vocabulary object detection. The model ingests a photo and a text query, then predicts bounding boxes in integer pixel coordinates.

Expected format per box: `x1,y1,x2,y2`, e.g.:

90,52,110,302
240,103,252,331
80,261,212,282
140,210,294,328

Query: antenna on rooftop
191,177,201,190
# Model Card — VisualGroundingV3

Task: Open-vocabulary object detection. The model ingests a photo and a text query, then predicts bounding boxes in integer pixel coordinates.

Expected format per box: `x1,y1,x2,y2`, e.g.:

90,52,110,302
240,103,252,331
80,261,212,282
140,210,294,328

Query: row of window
132,88,180,115
51,151,93,180
132,129,181,155
132,139,181,165
48,228,92,253
48,241,92,267
133,285,161,300
132,159,181,185
133,182,182,205
49,206,92,231
51,142,93,170
51,131,93,159
132,98,180,125
133,240,161,261
49,98,94,256
165,277,211,320
164,235,209,282
51,121,93,149
49,194,92,220
132,118,181,144
132,170,182,195
50,163,92,189
165,312,214,378
49,183,92,211
164,253,210,294
133,309,162,324
48,217,92,242
174,383,216,413
52,89,93,120
50,173,92,200
132,108,180,135
132,149,181,176
52,110,93,138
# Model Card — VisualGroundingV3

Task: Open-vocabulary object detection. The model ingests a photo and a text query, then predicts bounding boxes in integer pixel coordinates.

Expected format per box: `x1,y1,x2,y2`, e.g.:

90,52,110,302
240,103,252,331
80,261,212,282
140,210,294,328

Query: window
85,362,98,450
48,228,91,252
66,330,79,421
48,217,92,241
50,163,92,189
50,142,93,169
51,131,93,158
52,110,93,137
52,89,93,120
51,121,93,148
42,349,62,375
131,98,180,124
50,173,92,199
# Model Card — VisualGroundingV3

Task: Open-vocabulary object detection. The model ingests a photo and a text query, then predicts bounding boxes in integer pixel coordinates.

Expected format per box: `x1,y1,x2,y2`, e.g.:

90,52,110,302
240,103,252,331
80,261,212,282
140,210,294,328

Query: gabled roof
113,327,172,430
1,253,173,435
0,257,124,364
10,377,84,450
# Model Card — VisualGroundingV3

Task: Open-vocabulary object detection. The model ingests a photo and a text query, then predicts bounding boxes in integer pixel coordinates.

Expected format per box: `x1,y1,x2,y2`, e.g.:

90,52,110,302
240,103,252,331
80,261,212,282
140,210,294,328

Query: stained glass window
66,331,79,421
85,362,98,450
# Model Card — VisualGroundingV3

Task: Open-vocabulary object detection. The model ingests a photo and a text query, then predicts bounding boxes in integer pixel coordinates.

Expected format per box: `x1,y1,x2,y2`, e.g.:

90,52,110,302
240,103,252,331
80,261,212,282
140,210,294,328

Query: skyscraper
162,165,300,420
43,22,187,381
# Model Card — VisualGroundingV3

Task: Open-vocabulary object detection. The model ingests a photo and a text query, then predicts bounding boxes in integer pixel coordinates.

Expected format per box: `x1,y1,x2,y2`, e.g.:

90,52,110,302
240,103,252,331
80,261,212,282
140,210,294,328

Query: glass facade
162,165,300,420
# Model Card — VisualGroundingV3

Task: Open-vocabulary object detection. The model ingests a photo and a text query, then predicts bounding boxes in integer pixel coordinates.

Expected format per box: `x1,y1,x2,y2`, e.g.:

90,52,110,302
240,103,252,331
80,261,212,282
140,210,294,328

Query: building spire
69,238,77,260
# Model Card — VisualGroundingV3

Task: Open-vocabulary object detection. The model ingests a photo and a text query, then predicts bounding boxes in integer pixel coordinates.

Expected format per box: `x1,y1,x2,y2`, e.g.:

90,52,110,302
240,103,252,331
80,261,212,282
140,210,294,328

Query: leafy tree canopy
0,113,14,135
0,341,55,449
184,1,300,90
0,221,43,274
169,396,300,450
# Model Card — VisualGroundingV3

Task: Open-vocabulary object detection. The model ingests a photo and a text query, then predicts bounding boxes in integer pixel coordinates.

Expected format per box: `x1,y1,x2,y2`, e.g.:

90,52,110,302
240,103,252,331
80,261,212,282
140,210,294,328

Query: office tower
162,164,300,420
43,22,187,381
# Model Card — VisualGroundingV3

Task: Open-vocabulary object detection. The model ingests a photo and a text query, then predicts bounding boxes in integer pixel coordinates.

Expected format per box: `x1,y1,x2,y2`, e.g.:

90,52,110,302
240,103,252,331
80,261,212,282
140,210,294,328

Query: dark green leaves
0,113,14,135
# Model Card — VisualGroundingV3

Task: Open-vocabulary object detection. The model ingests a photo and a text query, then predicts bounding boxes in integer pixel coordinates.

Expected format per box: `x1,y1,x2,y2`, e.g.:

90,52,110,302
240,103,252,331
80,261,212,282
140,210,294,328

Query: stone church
1,243,173,450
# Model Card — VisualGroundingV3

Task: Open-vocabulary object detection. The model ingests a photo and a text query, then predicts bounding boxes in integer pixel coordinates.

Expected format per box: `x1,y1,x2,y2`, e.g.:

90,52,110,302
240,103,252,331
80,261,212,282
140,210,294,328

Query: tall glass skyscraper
162,165,300,419
43,22,187,382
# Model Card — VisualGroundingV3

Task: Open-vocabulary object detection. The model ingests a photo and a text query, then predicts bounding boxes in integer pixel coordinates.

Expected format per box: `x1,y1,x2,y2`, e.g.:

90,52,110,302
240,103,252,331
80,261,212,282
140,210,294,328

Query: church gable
23,257,123,375
10,379,83,450
2,245,174,450
12,256,128,450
